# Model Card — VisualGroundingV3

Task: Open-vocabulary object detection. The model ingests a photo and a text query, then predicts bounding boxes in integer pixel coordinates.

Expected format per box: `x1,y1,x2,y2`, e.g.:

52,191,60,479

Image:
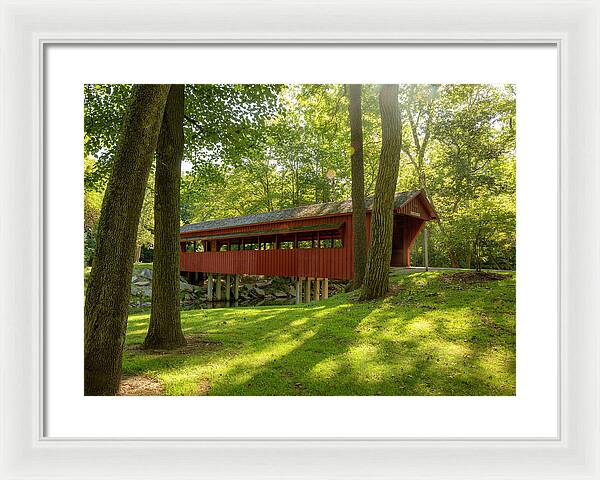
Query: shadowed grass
121,270,516,396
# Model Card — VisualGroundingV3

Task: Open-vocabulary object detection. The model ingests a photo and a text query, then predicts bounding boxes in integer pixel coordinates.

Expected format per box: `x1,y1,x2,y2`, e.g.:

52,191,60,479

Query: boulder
274,291,287,298
133,278,151,287
139,268,153,279
288,285,296,297
253,287,265,297
180,281,195,293
131,284,151,297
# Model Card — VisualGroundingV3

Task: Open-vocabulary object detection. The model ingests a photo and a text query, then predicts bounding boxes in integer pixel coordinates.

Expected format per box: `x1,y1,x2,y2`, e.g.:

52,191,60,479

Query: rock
133,278,151,286
131,284,151,297
265,294,275,300
288,286,296,297
256,279,272,288
253,287,265,297
180,281,194,292
139,268,153,279
274,291,287,298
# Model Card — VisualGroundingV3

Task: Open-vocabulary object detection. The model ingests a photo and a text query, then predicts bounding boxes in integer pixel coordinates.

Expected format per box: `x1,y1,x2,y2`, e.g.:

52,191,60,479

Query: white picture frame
1,0,598,478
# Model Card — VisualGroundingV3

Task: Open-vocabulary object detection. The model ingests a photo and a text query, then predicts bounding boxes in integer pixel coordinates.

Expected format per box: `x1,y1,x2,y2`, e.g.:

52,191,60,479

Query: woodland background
84,84,516,271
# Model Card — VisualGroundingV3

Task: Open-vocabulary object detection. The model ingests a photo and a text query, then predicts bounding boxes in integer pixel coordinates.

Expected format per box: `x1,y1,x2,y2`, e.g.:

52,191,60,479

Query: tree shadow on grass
122,301,364,392
212,276,515,396
121,271,516,396
205,304,371,395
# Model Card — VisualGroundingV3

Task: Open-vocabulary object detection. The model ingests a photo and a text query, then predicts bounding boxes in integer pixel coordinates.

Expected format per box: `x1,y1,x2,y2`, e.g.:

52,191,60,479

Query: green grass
122,270,516,396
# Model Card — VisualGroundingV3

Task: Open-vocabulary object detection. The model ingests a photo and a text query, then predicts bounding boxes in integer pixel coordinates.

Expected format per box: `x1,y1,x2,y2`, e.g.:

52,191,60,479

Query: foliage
84,157,155,264
121,270,516,395
85,83,516,270
180,83,516,270
183,84,282,169
137,172,155,249
397,84,516,268
83,157,104,265
85,83,284,236
84,84,132,189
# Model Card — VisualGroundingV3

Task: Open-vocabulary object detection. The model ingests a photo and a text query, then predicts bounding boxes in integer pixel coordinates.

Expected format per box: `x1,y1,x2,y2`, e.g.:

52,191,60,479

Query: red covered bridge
179,190,437,302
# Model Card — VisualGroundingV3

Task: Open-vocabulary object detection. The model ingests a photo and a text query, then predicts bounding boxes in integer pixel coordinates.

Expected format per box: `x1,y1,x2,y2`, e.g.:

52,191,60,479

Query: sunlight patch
311,357,342,379
347,343,379,364
404,318,435,336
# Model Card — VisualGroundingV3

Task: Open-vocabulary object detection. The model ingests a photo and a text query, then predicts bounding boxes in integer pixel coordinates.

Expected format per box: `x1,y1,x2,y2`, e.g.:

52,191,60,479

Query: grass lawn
122,269,516,396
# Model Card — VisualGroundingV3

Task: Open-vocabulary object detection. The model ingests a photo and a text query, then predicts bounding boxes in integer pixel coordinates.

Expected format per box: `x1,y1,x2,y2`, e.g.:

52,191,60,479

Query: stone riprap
129,269,347,308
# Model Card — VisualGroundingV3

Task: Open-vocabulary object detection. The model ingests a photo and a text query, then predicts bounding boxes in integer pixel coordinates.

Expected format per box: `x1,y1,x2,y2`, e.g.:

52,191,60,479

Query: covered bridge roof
182,190,434,235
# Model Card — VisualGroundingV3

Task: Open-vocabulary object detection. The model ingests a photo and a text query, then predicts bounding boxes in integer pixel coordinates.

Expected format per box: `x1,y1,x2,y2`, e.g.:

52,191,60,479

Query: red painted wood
181,247,352,280
180,192,435,279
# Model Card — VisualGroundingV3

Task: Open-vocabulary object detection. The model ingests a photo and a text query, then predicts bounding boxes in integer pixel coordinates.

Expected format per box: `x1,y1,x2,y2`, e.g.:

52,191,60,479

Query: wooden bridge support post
216,274,222,301
296,277,303,305
323,278,329,299
234,274,240,301
305,278,312,303
314,278,321,302
225,274,231,301
207,274,214,302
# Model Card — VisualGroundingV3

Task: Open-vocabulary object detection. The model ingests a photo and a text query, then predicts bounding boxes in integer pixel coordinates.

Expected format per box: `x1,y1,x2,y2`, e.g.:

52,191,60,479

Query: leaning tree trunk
84,84,171,395
349,84,368,290
361,84,402,300
144,85,187,350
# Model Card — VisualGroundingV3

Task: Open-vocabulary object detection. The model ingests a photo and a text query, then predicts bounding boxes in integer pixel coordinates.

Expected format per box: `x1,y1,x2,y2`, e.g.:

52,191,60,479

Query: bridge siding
180,194,433,280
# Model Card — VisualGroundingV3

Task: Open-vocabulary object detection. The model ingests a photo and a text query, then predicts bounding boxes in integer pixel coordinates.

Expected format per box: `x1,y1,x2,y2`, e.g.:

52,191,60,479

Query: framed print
1,0,599,479
46,44,548,439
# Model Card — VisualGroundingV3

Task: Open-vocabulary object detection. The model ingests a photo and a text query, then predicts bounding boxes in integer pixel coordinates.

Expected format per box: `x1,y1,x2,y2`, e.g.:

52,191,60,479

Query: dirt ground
117,375,165,396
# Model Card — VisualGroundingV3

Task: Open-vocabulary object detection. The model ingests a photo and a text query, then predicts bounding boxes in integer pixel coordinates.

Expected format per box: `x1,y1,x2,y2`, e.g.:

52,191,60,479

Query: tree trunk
348,84,367,290
361,85,402,300
144,85,187,350
84,84,171,396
